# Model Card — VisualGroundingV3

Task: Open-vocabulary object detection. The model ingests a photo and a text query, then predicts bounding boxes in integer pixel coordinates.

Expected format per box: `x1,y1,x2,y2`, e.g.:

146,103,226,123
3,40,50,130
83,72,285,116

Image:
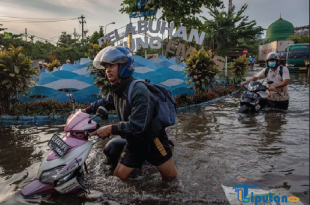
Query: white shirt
255,66,290,101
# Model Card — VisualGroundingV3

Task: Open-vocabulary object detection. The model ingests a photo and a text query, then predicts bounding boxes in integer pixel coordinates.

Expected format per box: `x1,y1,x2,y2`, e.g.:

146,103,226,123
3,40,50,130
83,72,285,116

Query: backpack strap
279,65,283,77
127,79,144,108
264,67,270,78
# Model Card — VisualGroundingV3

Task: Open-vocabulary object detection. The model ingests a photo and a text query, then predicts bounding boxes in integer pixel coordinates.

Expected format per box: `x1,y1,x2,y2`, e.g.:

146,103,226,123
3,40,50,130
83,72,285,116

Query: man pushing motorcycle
82,46,178,180
240,52,290,110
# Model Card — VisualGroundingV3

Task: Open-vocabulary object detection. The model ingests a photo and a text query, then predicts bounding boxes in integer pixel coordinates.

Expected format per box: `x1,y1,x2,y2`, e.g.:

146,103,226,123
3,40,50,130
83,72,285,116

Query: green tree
289,35,309,44
202,4,264,56
1,31,89,64
89,31,101,44
99,27,104,37
120,0,223,28
57,32,77,48
237,38,261,58
135,46,161,56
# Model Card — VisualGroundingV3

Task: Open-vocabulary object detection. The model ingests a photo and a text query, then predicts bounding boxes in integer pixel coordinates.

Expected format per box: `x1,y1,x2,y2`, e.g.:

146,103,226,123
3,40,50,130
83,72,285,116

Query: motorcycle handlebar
84,124,101,139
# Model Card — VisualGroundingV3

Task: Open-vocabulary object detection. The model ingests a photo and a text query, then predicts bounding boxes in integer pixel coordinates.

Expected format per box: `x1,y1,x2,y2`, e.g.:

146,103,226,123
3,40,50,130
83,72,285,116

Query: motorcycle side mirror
267,81,274,84
97,106,108,117
88,106,109,124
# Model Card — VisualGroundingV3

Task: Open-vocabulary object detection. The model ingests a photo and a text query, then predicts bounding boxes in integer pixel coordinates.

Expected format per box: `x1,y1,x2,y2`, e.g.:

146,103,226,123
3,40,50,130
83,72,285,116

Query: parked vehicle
285,43,309,73
21,94,108,197
238,81,273,113
258,40,294,66
279,52,287,65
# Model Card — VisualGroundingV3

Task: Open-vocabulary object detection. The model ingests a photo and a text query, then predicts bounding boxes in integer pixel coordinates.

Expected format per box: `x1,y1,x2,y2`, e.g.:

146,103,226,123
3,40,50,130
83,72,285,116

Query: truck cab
286,43,309,72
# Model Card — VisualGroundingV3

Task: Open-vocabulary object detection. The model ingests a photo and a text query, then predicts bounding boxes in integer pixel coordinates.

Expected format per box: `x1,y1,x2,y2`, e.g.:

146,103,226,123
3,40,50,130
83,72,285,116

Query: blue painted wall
20,56,194,103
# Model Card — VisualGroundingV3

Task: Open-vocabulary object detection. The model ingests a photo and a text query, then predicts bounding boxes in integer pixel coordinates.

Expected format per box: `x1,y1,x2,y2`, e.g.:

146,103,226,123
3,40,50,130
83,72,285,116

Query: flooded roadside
0,71,308,205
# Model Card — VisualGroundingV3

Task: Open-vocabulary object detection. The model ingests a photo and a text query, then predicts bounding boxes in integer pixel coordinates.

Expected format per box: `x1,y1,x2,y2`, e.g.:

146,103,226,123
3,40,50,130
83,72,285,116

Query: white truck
258,40,294,66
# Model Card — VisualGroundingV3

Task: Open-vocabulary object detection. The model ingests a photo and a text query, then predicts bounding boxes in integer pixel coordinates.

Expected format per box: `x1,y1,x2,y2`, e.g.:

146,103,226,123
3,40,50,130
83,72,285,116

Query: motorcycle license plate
48,134,71,158
255,104,261,111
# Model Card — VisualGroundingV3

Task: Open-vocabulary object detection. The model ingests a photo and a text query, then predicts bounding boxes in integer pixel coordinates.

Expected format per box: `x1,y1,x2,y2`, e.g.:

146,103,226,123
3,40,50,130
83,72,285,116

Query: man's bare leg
113,163,134,181
156,157,178,179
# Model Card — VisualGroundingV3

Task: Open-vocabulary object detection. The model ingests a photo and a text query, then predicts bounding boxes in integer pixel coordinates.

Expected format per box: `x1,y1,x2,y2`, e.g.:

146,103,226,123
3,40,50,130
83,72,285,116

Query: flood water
0,70,309,205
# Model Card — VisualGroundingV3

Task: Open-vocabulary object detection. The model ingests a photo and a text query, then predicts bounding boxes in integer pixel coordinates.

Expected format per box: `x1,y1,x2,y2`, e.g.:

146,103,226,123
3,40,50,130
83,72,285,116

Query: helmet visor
93,46,129,70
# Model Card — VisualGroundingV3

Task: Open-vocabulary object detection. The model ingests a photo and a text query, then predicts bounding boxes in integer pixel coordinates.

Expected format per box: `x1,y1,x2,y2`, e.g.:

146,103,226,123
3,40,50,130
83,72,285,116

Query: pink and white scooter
21,94,107,197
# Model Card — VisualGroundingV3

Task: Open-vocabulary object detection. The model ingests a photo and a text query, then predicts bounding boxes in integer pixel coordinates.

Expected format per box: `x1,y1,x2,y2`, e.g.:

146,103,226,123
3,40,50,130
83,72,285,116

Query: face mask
268,62,276,68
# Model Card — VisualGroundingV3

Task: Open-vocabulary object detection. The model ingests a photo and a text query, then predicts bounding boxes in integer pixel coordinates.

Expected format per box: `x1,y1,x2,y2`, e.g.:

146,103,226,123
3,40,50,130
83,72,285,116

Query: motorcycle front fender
21,180,55,197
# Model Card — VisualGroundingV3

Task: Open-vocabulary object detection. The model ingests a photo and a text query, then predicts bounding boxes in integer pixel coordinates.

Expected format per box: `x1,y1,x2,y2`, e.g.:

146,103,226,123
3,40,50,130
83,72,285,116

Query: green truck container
285,43,309,73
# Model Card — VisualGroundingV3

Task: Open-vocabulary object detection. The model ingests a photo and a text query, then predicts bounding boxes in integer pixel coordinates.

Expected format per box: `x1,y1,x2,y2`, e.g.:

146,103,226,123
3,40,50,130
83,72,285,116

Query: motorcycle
21,94,111,197
238,81,273,113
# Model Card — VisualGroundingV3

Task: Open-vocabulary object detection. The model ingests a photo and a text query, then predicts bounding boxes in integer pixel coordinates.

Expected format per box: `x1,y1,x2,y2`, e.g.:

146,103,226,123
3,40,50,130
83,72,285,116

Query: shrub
0,45,38,114
9,100,90,116
47,59,61,72
231,55,249,83
185,49,220,101
175,94,192,107
6,85,238,116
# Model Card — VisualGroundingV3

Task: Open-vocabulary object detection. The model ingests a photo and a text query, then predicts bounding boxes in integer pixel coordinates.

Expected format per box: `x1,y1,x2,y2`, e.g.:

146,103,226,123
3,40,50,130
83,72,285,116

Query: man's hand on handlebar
89,125,112,139
240,81,246,87
268,85,276,91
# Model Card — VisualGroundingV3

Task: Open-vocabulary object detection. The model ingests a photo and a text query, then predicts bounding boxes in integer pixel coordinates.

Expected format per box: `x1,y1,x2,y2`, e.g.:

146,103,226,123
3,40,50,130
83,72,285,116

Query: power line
0,16,77,20
4,28,57,44
0,18,78,23
26,32,58,44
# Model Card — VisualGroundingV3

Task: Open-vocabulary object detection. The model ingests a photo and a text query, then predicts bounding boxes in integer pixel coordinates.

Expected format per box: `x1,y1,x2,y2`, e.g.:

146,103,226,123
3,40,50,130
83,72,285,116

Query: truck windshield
279,52,287,58
288,45,310,58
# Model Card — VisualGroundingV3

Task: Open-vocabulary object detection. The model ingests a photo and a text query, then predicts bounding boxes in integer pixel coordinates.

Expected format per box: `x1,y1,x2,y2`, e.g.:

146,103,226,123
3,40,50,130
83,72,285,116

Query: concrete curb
176,88,241,113
0,89,241,125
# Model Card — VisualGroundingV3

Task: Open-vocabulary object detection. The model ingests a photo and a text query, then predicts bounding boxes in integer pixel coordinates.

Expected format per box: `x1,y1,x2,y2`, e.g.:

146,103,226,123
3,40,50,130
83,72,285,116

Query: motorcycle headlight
248,84,258,91
40,166,65,184
55,160,81,186
56,171,76,186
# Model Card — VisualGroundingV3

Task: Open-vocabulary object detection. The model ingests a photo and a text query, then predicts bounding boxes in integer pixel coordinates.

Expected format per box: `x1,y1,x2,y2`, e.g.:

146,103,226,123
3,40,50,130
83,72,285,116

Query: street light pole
104,22,115,36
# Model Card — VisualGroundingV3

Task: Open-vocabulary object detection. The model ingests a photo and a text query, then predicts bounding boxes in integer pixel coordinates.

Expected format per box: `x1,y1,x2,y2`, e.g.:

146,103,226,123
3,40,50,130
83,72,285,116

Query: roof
265,17,294,41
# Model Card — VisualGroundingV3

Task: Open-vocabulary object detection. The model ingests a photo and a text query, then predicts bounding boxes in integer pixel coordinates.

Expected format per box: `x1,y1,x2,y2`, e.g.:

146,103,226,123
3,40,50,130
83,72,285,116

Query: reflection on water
0,72,308,205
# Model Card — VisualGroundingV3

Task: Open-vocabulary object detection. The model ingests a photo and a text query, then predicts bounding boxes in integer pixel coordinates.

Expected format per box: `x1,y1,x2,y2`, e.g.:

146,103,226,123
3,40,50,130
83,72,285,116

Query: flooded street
0,71,309,205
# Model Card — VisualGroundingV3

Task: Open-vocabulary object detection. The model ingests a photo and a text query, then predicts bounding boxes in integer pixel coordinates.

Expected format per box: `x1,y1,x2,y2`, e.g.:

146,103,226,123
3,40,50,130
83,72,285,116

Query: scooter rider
240,52,290,110
82,46,178,180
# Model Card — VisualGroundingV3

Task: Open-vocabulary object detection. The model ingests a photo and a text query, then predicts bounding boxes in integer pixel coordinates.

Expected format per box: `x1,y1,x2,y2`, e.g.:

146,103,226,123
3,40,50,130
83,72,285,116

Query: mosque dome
265,16,294,42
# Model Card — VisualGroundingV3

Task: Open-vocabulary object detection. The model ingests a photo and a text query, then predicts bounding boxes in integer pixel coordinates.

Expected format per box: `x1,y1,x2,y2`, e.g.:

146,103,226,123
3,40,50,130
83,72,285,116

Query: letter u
262,195,268,202
149,21,161,33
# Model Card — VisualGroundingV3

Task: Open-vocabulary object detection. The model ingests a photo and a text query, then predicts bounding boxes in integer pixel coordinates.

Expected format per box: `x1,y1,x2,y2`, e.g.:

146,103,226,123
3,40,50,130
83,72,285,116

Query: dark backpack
265,65,283,78
127,80,177,129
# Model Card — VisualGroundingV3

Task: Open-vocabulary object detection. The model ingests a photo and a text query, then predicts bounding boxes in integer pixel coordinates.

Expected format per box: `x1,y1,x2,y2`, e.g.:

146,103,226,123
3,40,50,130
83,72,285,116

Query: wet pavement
0,70,309,205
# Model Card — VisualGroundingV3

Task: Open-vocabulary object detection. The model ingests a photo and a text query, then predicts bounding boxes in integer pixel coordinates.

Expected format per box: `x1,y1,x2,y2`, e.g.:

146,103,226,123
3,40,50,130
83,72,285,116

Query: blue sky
0,0,309,44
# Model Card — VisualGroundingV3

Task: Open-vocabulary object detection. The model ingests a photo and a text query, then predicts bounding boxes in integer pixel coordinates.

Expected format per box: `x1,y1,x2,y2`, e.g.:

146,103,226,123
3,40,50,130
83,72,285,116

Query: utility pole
25,28,27,41
78,15,86,41
73,28,78,39
228,0,232,12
